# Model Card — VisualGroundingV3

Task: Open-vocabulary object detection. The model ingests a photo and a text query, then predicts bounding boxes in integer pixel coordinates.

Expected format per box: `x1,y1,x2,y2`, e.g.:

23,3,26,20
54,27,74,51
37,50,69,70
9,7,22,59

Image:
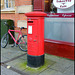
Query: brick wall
15,0,33,34
15,0,32,6
1,14,15,21
1,0,33,35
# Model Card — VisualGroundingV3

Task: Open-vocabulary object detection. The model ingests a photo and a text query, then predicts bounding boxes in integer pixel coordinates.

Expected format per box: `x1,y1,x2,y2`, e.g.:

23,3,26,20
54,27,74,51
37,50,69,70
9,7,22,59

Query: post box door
27,19,39,55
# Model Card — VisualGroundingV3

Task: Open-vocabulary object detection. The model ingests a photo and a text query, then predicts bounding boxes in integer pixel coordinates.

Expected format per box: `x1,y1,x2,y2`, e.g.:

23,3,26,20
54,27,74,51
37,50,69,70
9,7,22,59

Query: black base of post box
27,54,44,68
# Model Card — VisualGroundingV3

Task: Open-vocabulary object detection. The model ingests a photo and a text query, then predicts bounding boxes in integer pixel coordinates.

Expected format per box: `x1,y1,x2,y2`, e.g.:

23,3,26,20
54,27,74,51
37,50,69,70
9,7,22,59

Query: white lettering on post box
28,26,32,34
53,0,74,9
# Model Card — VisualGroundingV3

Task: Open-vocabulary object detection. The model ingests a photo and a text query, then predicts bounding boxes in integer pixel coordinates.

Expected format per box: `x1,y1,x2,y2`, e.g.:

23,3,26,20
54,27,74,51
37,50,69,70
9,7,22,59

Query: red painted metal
25,11,47,17
44,39,74,60
25,12,47,56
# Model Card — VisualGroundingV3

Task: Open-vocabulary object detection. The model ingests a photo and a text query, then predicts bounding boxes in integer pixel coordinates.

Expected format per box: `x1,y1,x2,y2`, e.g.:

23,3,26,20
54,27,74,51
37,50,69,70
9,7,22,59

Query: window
33,0,57,13
1,0,15,11
4,0,15,8
44,0,57,13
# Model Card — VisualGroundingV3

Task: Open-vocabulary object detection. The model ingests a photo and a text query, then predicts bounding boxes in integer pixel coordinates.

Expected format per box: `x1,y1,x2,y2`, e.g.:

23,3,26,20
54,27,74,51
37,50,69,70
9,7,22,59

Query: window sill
1,8,15,13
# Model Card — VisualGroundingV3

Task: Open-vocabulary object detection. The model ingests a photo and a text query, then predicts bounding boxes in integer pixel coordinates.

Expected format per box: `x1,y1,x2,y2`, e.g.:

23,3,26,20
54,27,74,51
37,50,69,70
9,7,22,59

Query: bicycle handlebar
20,27,25,30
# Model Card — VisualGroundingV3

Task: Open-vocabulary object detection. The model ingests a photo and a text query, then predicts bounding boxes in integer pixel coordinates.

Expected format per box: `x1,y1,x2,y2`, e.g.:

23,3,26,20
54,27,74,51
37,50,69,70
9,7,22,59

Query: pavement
1,44,74,75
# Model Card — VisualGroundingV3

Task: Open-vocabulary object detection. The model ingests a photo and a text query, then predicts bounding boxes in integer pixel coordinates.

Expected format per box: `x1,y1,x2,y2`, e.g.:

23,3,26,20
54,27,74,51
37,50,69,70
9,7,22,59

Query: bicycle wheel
18,35,27,51
1,33,9,48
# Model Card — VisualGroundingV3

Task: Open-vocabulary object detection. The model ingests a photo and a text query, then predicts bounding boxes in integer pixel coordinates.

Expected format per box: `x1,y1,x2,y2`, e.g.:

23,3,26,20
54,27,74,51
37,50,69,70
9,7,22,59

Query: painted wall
57,5,74,13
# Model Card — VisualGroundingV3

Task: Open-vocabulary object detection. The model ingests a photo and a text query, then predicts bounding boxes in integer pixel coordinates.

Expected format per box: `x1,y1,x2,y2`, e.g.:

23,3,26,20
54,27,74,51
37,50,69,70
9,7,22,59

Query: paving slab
1,56,9,63
22,58,55,75
1,46,26,63
63,66,74,75
5,54,55,75
6,55,27,71
1,45,74,75
19,55,27,60
49,58,74,73
39,68,64,75
1,66,20,75
45,54,62,62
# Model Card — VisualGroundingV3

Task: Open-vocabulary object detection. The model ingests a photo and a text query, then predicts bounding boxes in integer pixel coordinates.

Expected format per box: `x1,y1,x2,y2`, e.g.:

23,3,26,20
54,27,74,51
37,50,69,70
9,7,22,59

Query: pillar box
25,11,47,68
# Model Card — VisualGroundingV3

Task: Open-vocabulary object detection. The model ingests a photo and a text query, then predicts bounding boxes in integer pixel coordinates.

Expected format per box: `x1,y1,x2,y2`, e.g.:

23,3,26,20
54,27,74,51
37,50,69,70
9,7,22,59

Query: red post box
25,11,47,68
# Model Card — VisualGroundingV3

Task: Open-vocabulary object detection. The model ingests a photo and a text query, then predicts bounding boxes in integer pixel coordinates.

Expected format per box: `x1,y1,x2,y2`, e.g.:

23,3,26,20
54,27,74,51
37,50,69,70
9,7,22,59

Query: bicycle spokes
18,35,27,51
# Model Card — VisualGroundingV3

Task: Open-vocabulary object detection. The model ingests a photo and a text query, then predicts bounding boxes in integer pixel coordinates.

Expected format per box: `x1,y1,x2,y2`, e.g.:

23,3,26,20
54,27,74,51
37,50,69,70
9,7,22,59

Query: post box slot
28,21,33,23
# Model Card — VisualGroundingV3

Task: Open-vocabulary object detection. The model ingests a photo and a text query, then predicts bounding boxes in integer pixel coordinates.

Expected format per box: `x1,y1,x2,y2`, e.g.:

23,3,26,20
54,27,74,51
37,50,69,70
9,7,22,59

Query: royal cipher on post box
25,11,47,68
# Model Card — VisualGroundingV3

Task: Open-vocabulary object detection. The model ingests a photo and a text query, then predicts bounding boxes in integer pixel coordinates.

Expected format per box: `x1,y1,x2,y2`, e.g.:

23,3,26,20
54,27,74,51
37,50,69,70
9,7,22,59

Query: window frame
33,0,44,11
4,0,14,8
1,0,15,13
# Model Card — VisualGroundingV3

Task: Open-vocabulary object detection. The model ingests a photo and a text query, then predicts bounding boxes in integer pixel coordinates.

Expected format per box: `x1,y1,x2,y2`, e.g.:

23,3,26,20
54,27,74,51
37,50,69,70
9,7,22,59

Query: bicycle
1,22,27,52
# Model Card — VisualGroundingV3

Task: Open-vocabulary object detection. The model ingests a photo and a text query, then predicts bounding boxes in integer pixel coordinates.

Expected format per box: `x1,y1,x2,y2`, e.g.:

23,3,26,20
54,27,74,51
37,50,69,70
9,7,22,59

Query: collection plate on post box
28,26,32,34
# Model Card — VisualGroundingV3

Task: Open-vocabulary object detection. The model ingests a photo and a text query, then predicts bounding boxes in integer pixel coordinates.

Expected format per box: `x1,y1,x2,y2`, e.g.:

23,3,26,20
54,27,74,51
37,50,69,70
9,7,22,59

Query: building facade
1,0,33,35
1,0,74,60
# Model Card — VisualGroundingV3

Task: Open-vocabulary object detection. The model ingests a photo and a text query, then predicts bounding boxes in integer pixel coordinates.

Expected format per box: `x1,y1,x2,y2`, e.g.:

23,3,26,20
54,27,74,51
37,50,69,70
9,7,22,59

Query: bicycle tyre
18,35,27,52
1,33,9,48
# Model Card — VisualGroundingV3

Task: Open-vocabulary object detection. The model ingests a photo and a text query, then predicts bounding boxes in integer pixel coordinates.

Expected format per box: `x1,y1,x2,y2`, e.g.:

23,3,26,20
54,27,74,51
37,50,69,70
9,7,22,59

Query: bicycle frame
8,29,23,44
